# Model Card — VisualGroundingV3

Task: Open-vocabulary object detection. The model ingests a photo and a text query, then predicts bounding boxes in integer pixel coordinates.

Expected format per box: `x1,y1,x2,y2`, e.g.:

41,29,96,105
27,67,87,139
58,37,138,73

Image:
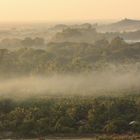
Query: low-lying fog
0,67,140,99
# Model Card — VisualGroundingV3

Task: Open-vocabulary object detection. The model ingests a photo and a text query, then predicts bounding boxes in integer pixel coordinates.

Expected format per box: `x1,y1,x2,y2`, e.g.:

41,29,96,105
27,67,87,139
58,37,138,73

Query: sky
0,0,140,23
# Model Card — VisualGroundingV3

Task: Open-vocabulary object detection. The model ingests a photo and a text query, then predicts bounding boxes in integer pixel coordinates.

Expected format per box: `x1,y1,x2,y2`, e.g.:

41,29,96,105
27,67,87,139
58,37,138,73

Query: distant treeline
0,37,140,76
50,28,140,43
1,28,140,47
0,95,140,138
0,37,45,48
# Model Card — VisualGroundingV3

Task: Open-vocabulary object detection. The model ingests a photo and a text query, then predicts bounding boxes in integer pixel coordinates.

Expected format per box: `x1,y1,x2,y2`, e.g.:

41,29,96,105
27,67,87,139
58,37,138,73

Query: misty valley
1,19,140,140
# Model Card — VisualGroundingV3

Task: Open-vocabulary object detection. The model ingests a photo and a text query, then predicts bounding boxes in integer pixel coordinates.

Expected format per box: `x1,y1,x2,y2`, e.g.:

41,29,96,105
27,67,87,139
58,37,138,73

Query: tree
103,119,129,134
33,37,45,46
21,37,34,47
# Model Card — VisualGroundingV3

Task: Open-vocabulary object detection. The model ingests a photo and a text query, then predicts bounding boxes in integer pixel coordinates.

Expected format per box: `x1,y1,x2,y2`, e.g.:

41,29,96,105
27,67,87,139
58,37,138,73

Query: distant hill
113,18,140,26
97,18,140,32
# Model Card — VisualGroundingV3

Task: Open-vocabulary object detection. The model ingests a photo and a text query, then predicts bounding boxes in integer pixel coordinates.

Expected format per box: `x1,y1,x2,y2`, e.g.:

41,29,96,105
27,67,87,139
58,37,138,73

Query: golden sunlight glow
0,0,140,22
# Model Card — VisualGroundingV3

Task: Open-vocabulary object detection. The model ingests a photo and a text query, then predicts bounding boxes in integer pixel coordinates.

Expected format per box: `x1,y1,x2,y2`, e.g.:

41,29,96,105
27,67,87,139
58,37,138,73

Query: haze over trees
0,19,140,139
0,37,139,76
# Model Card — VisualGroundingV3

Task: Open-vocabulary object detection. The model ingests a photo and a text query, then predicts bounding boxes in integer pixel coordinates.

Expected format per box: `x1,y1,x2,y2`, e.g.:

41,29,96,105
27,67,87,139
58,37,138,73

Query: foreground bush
0,96,140,137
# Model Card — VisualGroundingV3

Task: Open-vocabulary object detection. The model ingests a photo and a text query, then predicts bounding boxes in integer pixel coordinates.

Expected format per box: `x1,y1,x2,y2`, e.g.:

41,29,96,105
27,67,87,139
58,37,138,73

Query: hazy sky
0,0,140,22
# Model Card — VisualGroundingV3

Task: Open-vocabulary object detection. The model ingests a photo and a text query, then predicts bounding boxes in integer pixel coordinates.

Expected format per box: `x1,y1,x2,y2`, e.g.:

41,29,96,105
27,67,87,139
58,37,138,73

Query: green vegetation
0,22,140,139
0,95,140,138
0,37,140,76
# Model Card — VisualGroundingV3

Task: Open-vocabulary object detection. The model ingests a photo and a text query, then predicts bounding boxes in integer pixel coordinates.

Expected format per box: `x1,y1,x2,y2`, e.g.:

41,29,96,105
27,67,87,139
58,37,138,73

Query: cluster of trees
0,37,45,48
51,28,105,43
1,21,140,47
0,96,140,138
0,37,140,76
50,26,140,43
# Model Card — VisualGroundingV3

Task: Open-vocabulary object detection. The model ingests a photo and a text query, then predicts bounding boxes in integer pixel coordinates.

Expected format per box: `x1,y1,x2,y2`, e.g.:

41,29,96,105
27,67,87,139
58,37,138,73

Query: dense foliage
0,37,140,76
0,21,140,139
0,96,140,138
